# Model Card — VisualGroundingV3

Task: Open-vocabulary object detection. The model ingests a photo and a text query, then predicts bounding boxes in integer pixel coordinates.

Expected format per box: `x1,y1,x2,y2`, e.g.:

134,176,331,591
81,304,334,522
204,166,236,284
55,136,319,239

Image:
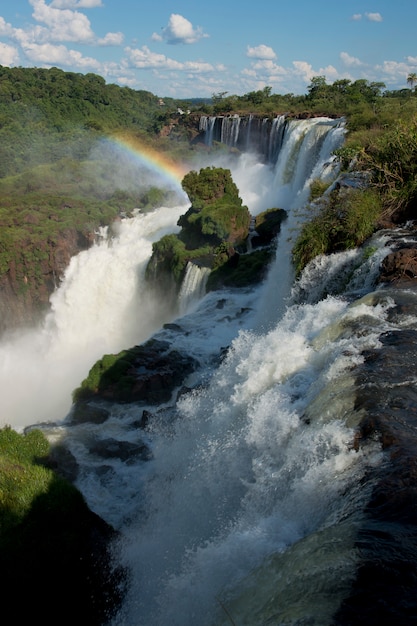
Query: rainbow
106,133,189,189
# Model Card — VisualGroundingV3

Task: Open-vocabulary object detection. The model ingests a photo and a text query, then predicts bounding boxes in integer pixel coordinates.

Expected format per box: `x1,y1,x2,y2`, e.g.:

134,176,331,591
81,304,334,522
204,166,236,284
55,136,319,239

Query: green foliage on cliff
207,248,274,290
352,118,417,221
178,166,250,247
146,234,212,285
0,65,189,177
0,427,52,531
292,188,382,275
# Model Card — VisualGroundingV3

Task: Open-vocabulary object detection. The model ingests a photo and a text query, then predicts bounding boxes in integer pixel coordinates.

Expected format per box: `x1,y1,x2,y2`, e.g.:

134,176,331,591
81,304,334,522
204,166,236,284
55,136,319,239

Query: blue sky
0,0,416,99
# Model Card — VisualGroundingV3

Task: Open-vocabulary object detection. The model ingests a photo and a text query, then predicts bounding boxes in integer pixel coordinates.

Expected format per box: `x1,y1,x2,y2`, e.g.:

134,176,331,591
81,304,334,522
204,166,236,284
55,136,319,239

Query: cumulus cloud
126,46,183,69
29,0,96,42
152,14,208,45
22,40,101,69
19,0,122,51
292,61,339,83
125,45,217,74
365,12,383,22
340,51,363,67
351,14,362,21
246,44,276,60
97,31,123,46
0,42,20,66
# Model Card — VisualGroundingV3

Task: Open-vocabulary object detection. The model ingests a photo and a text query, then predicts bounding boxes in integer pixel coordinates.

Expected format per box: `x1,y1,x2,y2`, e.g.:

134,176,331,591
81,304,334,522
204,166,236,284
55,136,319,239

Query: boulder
379,246,417,283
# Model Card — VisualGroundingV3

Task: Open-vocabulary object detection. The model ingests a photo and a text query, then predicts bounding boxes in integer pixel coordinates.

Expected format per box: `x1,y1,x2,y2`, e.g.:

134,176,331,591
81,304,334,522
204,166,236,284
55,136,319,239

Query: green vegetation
73,348,137,402
146,167,252,295
0,425,123,623
292,188,382,275
0,426,52,532
207,247,274,290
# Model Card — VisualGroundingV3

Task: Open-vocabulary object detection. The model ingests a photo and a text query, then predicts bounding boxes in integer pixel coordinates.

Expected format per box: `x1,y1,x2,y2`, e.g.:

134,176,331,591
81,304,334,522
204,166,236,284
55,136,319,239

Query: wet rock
43,443,79,483
88,437,152,463
379,246,417,283
335,323,417,624
83,338,199,404
68,401,111,425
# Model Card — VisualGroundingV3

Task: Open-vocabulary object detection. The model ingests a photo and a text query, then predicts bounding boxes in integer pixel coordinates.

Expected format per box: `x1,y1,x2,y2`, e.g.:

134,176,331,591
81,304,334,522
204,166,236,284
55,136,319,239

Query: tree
407,72,417,90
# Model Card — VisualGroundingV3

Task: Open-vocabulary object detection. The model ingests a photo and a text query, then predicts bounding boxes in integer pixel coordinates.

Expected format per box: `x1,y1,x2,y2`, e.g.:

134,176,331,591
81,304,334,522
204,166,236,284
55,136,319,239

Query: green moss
207,248,274,290
73,349,134,401
146,166,251,294
0,426,73,534
254,208,287,242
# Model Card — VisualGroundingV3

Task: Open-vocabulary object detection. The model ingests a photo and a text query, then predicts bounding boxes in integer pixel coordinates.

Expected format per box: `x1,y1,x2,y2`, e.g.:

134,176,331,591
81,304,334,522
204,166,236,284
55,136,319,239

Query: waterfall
7,116,414,624
199,115,217,146
220,114,241,147
178,262,211,314
0,204,188,431
254,116,345,330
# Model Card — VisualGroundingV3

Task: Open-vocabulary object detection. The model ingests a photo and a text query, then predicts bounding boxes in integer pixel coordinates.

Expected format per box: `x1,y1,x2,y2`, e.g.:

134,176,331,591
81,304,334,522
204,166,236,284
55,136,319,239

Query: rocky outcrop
73,338,199,405
379,245,417,283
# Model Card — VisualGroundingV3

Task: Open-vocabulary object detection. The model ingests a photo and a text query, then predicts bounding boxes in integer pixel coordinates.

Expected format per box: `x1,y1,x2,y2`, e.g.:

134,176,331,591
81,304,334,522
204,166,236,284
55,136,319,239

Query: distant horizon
1,1,416,99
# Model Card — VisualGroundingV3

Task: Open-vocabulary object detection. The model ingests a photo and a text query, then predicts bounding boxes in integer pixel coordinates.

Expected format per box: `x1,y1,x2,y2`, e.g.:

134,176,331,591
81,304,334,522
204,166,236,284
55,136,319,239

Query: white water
0,205,188,431
1,117,391,624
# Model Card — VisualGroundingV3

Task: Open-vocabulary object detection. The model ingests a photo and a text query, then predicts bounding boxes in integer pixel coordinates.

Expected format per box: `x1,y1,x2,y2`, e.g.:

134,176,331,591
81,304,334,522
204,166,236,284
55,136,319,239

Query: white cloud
153,14,208,45
125,45,217,74
351,12,383,22
246,44,276,60
0,16,13,37
50,0,103,7
365,12,383,22
29,0,96,42
292,61,315,80
22,40,101,69
376,59,414,84
126,45,183,70
292,61,339,83
97,31,123,46
0,42,20,66
340,51,363,67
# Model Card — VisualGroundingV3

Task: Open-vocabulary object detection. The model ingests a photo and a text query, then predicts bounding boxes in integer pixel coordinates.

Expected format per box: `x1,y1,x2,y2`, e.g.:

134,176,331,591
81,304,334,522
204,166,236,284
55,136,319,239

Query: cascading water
178,262,211,314
0,204,188,431
6,116,416,624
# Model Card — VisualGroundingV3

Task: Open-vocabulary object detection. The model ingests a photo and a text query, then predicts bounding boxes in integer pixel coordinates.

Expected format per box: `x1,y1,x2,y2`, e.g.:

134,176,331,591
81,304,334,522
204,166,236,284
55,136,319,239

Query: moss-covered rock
73,338,199,404
146,167,251,300
0,426,125,625
253,208,287,247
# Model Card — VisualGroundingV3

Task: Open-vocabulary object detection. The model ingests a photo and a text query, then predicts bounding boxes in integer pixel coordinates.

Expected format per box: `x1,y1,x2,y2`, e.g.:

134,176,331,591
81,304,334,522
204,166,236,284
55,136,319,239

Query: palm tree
407,72,417,90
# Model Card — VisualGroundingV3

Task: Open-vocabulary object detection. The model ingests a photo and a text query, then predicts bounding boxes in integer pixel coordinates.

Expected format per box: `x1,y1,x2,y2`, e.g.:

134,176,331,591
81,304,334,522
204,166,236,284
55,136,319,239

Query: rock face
334,298,417,625
0,227,92,333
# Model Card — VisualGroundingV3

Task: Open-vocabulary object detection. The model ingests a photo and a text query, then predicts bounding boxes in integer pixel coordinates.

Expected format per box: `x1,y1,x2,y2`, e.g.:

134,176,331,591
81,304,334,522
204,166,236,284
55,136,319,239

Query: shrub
292,187,382,275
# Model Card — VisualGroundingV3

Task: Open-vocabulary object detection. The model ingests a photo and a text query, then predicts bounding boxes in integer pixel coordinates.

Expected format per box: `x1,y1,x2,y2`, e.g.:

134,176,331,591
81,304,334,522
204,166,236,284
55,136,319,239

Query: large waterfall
3,116,417,624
